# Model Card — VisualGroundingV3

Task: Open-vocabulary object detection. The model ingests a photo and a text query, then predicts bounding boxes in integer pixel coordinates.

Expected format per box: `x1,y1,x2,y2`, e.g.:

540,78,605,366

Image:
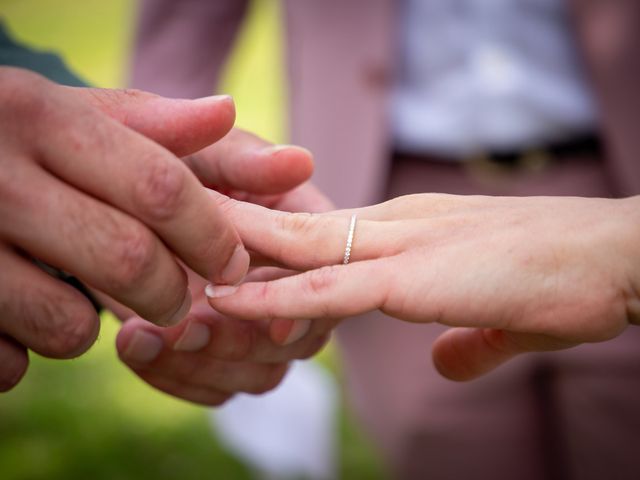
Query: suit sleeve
130,0,250,98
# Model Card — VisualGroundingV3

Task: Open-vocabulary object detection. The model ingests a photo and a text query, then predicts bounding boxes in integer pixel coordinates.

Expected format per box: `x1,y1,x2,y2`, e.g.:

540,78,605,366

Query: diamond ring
343,214,357,265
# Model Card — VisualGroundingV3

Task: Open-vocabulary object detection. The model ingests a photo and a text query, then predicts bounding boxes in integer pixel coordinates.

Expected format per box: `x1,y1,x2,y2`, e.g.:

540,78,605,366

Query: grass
0,315,251,480
0,1,386,478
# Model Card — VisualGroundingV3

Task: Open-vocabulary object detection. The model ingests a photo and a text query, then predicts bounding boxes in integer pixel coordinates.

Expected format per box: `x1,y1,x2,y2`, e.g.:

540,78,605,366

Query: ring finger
0,243,100,358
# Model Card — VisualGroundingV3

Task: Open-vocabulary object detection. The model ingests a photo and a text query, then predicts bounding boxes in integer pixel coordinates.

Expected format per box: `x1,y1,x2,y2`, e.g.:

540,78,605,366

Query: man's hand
113,129,335,405
115,267,333,405
0,67,250,390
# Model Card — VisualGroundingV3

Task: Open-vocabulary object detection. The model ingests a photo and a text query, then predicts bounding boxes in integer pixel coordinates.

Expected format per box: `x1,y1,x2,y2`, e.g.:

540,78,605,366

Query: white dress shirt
391,0,599,157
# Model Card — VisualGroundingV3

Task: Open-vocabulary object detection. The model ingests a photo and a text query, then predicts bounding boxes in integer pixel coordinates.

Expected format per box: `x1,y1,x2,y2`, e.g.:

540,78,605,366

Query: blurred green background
0,0,385,478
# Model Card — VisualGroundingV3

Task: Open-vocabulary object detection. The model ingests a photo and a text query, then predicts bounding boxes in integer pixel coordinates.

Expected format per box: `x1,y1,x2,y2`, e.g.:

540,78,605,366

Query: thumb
67,86,235,157
431,328,577,381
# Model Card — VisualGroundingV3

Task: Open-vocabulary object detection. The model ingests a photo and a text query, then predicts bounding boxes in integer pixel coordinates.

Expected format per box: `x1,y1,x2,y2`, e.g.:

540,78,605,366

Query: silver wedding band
343,214,357,265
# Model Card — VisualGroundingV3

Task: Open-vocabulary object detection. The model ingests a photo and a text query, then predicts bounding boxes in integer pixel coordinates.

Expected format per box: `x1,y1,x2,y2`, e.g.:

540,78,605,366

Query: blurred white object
211,360,338,480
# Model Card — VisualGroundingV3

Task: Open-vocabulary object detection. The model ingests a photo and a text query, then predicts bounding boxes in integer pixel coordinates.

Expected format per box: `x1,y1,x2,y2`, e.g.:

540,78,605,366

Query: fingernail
283,319,312,346
173,322,210,352
162,290,193,327
220,246,250,285
261,144,313,157
196,94,232,103
205,284,239,299
122,329,163,364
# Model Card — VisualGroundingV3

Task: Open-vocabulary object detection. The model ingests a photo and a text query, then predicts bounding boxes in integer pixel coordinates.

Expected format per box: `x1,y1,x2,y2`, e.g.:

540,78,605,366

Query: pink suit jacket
133,0,640,207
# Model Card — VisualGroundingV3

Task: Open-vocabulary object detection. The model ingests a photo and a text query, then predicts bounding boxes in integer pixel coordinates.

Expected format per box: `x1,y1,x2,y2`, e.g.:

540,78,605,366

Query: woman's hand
206,193,640,381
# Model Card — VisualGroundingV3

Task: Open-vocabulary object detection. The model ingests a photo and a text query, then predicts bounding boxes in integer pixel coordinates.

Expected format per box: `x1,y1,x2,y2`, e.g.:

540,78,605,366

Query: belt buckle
465,148,552,186
518,149,552,172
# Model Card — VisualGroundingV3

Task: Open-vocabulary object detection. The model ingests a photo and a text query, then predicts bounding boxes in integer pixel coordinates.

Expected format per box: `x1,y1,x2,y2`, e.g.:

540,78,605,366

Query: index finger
35,87,249,285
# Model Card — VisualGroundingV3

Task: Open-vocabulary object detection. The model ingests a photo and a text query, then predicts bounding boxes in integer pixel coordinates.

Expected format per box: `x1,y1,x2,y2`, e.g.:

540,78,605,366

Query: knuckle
173,356,201,382
0,158,30,207
88,87,149,111
205,392,233,407
114,87,153,104
226,322,256,361
297,333,331,360
84,88,154,130
0,67,46,99
45,314,97,358
0,374,20,393
256,283,276,320
301,266,341,318
0,68,51,123
0,347,28,393
275,212,332,265
209,319,256,361
278,211,318,235
278,211,305,232
9,272,98,358
31,299,98,358
102,224,158,292
383,195,412,210
481,329,515,356
84,88,120,116
192,224,236,270
305,265,339,296
286,212,334,242
0,373,22,392
212,193,236,215
133,158,187,222
252,364,288,394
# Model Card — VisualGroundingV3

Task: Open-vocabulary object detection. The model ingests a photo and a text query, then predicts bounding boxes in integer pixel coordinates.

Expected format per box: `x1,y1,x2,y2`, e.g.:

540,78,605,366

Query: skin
0,66,324,397
205,193,640,382
114,136,335,405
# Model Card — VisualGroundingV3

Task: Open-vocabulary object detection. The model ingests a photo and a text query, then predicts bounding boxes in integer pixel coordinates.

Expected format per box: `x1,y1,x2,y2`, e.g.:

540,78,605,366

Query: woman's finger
1,164,190,326
0,245,100,359
0,335,29,392
215,195,415,269
215,194,480,271
431,328,578,381
206,258,392,321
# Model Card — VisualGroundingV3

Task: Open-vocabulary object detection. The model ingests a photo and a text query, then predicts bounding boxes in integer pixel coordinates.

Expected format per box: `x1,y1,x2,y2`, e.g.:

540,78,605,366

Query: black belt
395,134,602,172
478,134,602,168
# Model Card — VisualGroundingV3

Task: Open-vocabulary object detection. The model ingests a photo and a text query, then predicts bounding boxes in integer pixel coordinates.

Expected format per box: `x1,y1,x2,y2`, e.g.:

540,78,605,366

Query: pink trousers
336,152,640,480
